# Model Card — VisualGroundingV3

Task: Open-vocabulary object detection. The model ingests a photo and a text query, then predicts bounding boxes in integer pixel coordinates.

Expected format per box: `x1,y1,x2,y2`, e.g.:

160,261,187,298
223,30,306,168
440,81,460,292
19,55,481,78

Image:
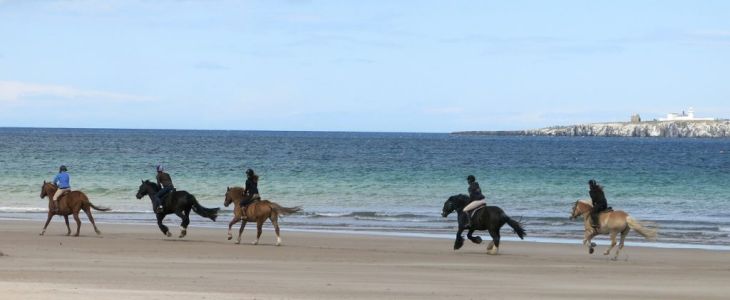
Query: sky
1,0,729,132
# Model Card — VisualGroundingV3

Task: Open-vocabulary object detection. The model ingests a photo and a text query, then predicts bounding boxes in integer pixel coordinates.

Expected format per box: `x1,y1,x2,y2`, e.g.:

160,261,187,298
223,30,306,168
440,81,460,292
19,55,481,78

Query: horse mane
449,194,470,205
578,199,593,207
228,186,244,193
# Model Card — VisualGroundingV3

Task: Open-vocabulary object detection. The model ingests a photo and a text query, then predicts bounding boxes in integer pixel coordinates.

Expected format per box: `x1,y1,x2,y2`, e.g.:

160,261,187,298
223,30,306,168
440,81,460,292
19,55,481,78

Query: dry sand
1,219,728,299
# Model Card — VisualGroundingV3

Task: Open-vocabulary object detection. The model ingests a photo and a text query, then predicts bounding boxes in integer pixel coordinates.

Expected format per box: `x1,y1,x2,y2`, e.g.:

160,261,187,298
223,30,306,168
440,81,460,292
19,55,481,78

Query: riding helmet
156,165,164,172
245,168,255,176
466,175,476,183
59,165,68,172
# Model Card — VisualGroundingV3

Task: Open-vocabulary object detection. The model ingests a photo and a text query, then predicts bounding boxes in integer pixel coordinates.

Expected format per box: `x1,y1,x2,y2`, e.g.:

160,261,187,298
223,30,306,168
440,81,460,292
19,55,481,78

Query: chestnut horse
39,181,111,236
224,187,301,246
570,200,657,260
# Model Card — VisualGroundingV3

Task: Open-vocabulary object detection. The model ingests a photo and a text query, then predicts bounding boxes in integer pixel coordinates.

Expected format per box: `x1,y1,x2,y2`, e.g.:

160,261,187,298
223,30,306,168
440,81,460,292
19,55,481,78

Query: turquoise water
1,128,729,246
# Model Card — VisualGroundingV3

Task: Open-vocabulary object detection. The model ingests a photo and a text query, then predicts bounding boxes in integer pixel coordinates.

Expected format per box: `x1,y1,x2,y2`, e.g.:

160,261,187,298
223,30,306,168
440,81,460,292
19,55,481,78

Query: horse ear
43,180,46,184
227,186,230,191
141,179,144,184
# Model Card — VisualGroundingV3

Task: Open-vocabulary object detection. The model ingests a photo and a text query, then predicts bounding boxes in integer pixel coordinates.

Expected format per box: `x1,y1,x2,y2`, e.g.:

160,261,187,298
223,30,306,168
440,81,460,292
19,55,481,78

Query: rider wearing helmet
461,175,486,228
51,165,71,212
153,165,174,213
240,168,260,219
588,179,608,231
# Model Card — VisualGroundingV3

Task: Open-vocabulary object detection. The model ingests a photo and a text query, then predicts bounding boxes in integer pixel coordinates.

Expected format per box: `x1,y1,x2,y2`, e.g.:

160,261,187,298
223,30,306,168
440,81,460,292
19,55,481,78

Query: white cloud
0,80,150,103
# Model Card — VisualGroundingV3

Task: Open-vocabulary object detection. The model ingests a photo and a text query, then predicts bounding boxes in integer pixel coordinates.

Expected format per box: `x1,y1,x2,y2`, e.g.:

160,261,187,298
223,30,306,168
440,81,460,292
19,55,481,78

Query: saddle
467,204,487,218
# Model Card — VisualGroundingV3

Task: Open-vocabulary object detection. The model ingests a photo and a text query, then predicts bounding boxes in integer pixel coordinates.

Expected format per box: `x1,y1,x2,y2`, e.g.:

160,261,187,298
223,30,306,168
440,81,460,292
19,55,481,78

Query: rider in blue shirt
52,165,71,212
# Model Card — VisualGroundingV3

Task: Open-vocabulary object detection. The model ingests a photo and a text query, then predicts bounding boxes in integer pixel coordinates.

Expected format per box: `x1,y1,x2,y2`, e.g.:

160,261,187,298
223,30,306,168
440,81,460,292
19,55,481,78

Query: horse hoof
235,240,241,244
165,231,172,237
589,248,595,254
39,232,45,236
454,239,464,250
590,242,597,247
95,230,101,235
252,241,259,245
472,236,483,244
227,236,232,240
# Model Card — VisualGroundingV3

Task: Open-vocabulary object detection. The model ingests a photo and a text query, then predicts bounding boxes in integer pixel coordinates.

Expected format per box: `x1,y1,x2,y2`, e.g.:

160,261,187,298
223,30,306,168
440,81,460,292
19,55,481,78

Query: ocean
1,128,729,248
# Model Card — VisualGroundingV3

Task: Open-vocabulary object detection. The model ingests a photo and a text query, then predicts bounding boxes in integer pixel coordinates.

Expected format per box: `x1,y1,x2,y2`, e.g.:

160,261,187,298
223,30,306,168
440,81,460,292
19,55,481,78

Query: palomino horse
442,194,526,255
224,187,301,246
136,180,219,238
39,181,110,236
570,200,657,260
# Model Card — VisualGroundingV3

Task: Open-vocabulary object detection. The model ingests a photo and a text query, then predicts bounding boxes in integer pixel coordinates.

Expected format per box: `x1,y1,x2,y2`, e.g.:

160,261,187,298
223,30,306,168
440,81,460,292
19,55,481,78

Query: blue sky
1,0,729,132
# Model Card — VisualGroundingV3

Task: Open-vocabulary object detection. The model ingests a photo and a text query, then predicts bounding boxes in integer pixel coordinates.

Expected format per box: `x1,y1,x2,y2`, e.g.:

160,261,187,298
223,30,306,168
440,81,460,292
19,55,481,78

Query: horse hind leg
487,230,500,255
271,214,281,246
83,207,101,235
176,209,190,238
615,227,630,261
64,215,71,236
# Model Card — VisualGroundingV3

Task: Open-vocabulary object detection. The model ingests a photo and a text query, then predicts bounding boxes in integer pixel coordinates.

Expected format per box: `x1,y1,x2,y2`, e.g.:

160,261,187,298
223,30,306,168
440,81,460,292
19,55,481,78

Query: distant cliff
454,120,730,138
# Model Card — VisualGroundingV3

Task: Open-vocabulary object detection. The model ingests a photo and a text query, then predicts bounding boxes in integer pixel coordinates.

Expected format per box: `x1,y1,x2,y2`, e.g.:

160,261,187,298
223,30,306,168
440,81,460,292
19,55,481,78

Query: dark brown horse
224,187,301,245
39,181,111,236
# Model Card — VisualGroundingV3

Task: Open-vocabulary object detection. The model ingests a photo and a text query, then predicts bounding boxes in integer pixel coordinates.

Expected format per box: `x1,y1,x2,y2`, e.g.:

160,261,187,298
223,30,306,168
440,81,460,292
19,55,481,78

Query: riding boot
240,205,248,220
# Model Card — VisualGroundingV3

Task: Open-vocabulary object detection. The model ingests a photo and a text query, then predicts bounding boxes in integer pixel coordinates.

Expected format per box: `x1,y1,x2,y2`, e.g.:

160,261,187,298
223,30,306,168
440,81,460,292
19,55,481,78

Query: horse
39,181,111,236
570,200,657,260
135,180,219,238
441,194,526,255
224,186,301,246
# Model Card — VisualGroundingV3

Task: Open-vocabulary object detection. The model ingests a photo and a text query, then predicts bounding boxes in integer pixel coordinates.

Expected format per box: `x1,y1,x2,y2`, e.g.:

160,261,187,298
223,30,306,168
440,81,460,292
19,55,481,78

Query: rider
153,165,174,213
588,179,608,232
461,175,486,228
51,165,71,213
240,168,260,219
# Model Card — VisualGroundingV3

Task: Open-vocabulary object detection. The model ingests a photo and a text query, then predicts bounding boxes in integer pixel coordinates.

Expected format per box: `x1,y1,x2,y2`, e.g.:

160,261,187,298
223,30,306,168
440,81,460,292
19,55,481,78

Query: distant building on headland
659,107,715,121
630,114,641,123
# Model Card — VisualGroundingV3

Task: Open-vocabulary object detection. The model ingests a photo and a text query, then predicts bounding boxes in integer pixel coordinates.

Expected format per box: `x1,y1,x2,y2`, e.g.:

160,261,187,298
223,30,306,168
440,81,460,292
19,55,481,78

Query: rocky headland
455,120,730,138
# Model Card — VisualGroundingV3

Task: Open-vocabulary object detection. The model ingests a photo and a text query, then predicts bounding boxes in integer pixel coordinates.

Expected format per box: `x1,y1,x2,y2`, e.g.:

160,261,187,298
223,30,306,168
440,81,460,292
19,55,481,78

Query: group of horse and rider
41,165,655,256
42,165,300,244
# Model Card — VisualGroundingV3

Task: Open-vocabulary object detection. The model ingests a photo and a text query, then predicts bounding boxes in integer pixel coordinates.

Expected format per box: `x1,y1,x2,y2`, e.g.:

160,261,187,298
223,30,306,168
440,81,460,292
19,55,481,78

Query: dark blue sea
1,128,729,248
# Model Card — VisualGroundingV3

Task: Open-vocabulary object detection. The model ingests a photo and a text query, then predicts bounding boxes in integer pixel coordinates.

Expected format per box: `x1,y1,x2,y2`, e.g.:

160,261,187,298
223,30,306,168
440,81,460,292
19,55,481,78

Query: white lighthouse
659,107,715,121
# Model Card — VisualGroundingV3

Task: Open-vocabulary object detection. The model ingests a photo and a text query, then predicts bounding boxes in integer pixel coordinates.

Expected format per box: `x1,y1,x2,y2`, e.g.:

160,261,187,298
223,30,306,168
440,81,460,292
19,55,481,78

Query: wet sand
1,219,728,299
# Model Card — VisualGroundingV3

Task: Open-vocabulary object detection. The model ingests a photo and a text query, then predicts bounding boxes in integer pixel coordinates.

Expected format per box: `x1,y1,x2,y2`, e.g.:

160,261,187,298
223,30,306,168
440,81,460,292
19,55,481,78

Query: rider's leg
239,195,252,219
52,188,68,212
154,188,169,212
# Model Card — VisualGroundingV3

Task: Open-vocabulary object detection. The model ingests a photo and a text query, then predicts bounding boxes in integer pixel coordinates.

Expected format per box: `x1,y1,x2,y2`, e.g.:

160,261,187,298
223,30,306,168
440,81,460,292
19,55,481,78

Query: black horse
136,180,219,238
441,194,526,254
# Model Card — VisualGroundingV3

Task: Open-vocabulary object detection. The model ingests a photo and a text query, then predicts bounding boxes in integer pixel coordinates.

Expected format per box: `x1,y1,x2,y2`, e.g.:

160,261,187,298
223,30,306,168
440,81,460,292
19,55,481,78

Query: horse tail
89,203,111,212
626,216,657,241
78,192,111,211
189,195,220,222
269,202,302,216
502,214,526,239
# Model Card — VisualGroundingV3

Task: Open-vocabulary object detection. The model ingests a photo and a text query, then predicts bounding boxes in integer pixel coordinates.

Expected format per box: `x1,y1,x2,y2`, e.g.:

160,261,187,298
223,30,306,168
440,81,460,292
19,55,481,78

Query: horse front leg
40,212,53,236
236,220,247,244
157,213,171,237
583,227,598,254
466,229,482,244
227,216,240,240
453,227,465,250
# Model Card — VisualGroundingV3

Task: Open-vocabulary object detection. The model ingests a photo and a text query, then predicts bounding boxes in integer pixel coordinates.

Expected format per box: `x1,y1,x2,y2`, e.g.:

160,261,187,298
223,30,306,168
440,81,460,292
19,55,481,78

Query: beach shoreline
1,219,728,299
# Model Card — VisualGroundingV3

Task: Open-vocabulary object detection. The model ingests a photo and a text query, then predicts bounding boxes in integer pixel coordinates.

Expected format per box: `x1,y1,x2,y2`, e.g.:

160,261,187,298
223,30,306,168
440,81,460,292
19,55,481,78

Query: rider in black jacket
588,179,608,231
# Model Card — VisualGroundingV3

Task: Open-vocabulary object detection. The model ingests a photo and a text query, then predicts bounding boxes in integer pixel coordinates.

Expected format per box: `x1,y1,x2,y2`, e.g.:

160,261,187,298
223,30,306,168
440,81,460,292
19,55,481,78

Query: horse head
570,200,592,220
40,181,48,199
442,195,468,218
224,186,244,207
136,180,156,199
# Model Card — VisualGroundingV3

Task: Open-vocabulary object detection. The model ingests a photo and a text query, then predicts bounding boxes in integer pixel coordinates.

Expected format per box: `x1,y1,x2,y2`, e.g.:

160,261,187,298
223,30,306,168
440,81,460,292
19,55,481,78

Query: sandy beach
0,219,728,299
